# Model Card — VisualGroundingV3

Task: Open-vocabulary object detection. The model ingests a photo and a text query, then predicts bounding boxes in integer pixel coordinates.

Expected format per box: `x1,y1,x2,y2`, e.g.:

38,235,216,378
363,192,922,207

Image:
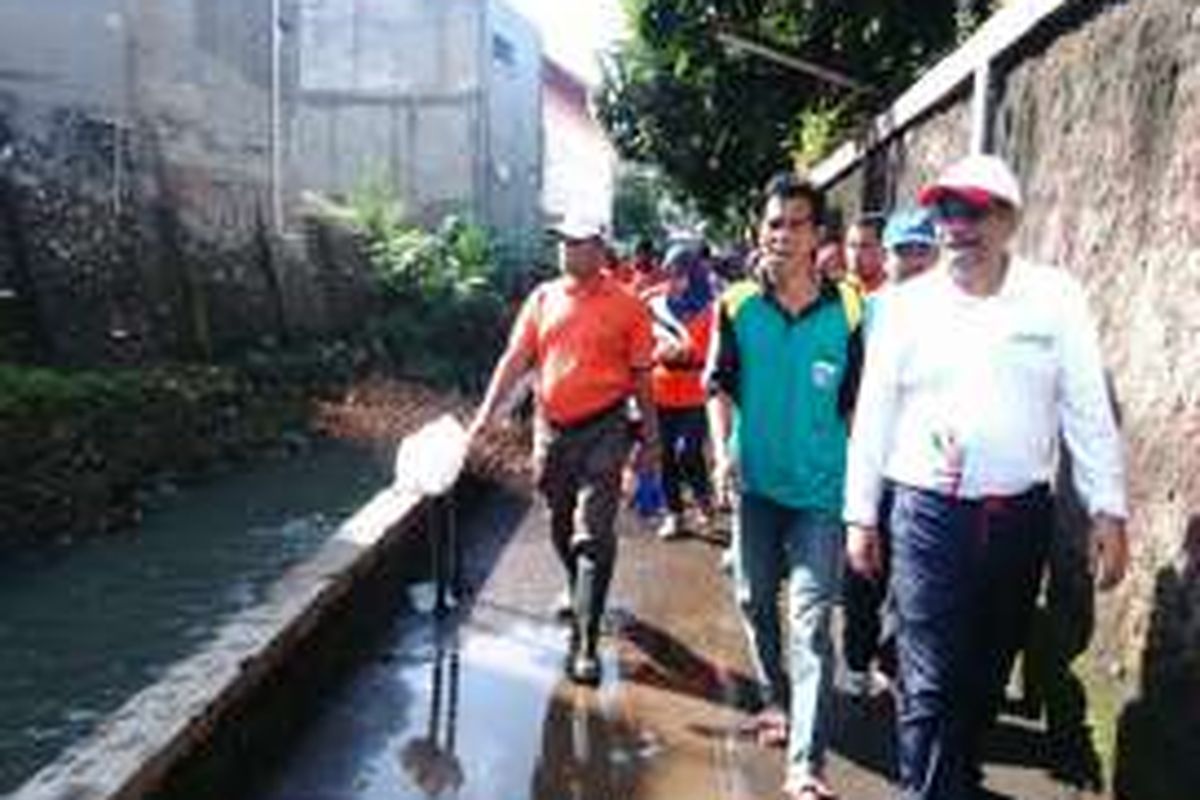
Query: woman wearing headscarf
646,243,716,539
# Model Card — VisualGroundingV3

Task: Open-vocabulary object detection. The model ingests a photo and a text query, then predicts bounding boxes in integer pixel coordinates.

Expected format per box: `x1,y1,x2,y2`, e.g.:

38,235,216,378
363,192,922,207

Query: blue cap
882,208,937,250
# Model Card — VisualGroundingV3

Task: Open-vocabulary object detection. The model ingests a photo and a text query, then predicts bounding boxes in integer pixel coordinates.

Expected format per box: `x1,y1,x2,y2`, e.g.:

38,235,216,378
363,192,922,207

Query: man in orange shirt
469,216,660,685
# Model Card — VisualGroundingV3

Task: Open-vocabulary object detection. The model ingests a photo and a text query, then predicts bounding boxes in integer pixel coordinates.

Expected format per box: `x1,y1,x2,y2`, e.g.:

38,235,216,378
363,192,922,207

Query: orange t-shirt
510,274,653,426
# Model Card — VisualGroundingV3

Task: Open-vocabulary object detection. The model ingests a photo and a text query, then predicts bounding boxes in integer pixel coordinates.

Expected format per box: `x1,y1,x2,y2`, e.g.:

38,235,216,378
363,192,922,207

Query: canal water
0,440,388,793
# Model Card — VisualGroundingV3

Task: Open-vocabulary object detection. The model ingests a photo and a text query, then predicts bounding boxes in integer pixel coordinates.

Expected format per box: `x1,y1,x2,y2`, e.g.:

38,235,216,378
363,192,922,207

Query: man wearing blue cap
841,206,939,699
882,208,938,283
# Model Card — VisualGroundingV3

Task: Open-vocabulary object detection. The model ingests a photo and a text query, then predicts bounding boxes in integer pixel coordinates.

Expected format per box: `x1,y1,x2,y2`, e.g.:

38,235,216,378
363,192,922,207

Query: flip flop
783,778,838,800
737,707,788,747
757,719,788,747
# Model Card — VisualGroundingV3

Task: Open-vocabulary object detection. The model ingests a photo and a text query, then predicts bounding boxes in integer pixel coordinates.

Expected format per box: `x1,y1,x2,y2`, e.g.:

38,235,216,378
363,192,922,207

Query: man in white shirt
843,154,1129,800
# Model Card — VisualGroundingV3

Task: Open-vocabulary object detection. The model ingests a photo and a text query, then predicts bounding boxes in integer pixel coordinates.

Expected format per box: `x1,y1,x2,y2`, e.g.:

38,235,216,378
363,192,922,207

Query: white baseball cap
549,214,606,242
918,153,1023,210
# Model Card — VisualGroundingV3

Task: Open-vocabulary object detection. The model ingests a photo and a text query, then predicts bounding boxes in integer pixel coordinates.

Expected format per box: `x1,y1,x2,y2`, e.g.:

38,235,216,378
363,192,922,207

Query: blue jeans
733,492,844,782
889,483,1051,800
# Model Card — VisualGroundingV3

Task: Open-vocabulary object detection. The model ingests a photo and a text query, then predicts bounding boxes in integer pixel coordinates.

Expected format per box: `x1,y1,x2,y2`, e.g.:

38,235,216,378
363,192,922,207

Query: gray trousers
533,403,631,622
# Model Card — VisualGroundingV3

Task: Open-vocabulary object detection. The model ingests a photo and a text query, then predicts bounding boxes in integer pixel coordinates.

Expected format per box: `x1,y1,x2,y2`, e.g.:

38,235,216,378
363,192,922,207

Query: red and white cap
917,153,1023,210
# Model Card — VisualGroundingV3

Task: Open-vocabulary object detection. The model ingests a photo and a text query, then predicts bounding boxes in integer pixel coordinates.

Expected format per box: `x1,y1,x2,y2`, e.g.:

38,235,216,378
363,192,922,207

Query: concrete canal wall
813,1,1199,795
10,430,461,800
0,0,542,366
0,0,379,364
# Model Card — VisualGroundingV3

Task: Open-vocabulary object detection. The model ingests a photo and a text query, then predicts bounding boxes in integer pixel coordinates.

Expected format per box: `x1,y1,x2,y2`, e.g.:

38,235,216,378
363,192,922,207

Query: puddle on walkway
242,494,765,800
252,596,655,800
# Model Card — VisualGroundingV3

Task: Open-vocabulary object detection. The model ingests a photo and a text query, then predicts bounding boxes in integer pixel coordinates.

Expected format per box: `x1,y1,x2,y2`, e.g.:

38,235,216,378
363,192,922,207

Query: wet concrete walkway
244,487,1091,800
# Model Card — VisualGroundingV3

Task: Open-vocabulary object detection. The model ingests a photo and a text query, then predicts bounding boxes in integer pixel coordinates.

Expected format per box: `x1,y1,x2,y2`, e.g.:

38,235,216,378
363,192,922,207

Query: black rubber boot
566,552,601,685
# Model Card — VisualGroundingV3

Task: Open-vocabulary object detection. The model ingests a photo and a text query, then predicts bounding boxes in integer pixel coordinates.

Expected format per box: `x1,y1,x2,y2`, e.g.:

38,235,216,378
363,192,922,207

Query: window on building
492,33,515,67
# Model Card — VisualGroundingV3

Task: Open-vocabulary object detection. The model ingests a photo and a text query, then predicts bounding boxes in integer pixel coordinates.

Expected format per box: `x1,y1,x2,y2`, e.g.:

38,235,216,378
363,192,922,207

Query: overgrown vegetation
0,362,317,544
0,177,531,542
340,182,518,391
789,99,852,170
612,162,712,247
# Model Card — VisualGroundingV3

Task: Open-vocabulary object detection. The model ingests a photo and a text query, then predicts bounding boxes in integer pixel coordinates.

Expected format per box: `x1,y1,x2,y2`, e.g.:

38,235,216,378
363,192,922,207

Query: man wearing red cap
844,154,1129,800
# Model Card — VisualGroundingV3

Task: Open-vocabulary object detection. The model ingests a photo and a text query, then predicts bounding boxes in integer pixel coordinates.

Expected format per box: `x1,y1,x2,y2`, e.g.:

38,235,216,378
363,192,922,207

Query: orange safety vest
649,295,714,409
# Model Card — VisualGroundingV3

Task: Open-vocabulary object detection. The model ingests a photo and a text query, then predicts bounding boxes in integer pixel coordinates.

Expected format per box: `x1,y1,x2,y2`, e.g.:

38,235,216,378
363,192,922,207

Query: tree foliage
611,162,708,246
612,163,668,244
598,0,995,223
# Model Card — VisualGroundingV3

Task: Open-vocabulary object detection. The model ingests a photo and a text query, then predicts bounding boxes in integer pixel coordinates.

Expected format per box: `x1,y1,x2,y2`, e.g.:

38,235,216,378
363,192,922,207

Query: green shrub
788,100,853,171
0,362,316,543
343,195,513,390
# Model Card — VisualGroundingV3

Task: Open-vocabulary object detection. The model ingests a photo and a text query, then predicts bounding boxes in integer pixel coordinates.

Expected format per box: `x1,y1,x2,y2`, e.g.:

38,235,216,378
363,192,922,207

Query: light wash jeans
733,492,844,784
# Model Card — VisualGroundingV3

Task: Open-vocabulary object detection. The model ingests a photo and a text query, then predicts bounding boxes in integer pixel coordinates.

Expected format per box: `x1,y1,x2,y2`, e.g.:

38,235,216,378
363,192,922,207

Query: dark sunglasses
933,194,991,222
894,242,935,257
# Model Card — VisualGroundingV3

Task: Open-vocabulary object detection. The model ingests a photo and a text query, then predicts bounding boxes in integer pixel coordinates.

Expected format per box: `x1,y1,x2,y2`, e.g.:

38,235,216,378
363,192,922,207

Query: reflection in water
400,624,463,798
530,683,641,800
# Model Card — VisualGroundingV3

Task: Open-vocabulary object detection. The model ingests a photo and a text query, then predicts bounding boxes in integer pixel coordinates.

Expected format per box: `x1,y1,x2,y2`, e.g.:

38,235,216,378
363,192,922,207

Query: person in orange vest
630,236,668,294
646,243,716,539
603,241,635,284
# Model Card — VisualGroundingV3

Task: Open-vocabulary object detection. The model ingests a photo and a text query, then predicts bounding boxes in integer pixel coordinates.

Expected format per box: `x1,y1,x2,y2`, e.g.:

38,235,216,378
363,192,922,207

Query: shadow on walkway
1019,451,1107,792
614,611,761,712
1113,514,1200,800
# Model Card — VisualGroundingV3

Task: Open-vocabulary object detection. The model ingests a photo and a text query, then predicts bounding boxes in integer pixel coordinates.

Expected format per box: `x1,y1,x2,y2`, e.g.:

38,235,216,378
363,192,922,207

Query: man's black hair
760,171,825,226
820,205,844,242
634,237,656,257
850,211,887,238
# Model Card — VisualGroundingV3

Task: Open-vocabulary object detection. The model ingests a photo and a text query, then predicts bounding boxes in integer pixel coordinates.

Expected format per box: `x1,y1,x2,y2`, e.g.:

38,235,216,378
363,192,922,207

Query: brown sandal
783,778,837,800
738,707,788,747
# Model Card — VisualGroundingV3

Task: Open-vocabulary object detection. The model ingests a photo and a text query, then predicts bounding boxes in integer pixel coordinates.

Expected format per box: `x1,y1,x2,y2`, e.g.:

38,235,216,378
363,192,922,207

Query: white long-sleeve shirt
844,257,1127,526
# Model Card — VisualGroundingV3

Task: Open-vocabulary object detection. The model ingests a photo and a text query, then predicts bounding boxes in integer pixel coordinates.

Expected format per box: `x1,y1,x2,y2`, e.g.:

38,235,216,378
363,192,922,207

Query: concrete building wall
0,0,383,364
0,0,546,364
825,94,972,220
0,1,126,117
294,0,483,218
293,0,541,238
483,0,543,244
0,0,297,363
542,61,616,234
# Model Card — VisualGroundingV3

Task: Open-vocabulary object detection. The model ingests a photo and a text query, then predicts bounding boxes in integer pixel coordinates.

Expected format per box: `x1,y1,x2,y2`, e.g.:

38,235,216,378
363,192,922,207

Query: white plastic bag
393,414,469,496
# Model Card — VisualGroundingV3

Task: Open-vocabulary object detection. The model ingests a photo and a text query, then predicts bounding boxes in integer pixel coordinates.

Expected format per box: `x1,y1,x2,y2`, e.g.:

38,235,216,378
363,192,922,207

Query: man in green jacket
707,172,863,800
